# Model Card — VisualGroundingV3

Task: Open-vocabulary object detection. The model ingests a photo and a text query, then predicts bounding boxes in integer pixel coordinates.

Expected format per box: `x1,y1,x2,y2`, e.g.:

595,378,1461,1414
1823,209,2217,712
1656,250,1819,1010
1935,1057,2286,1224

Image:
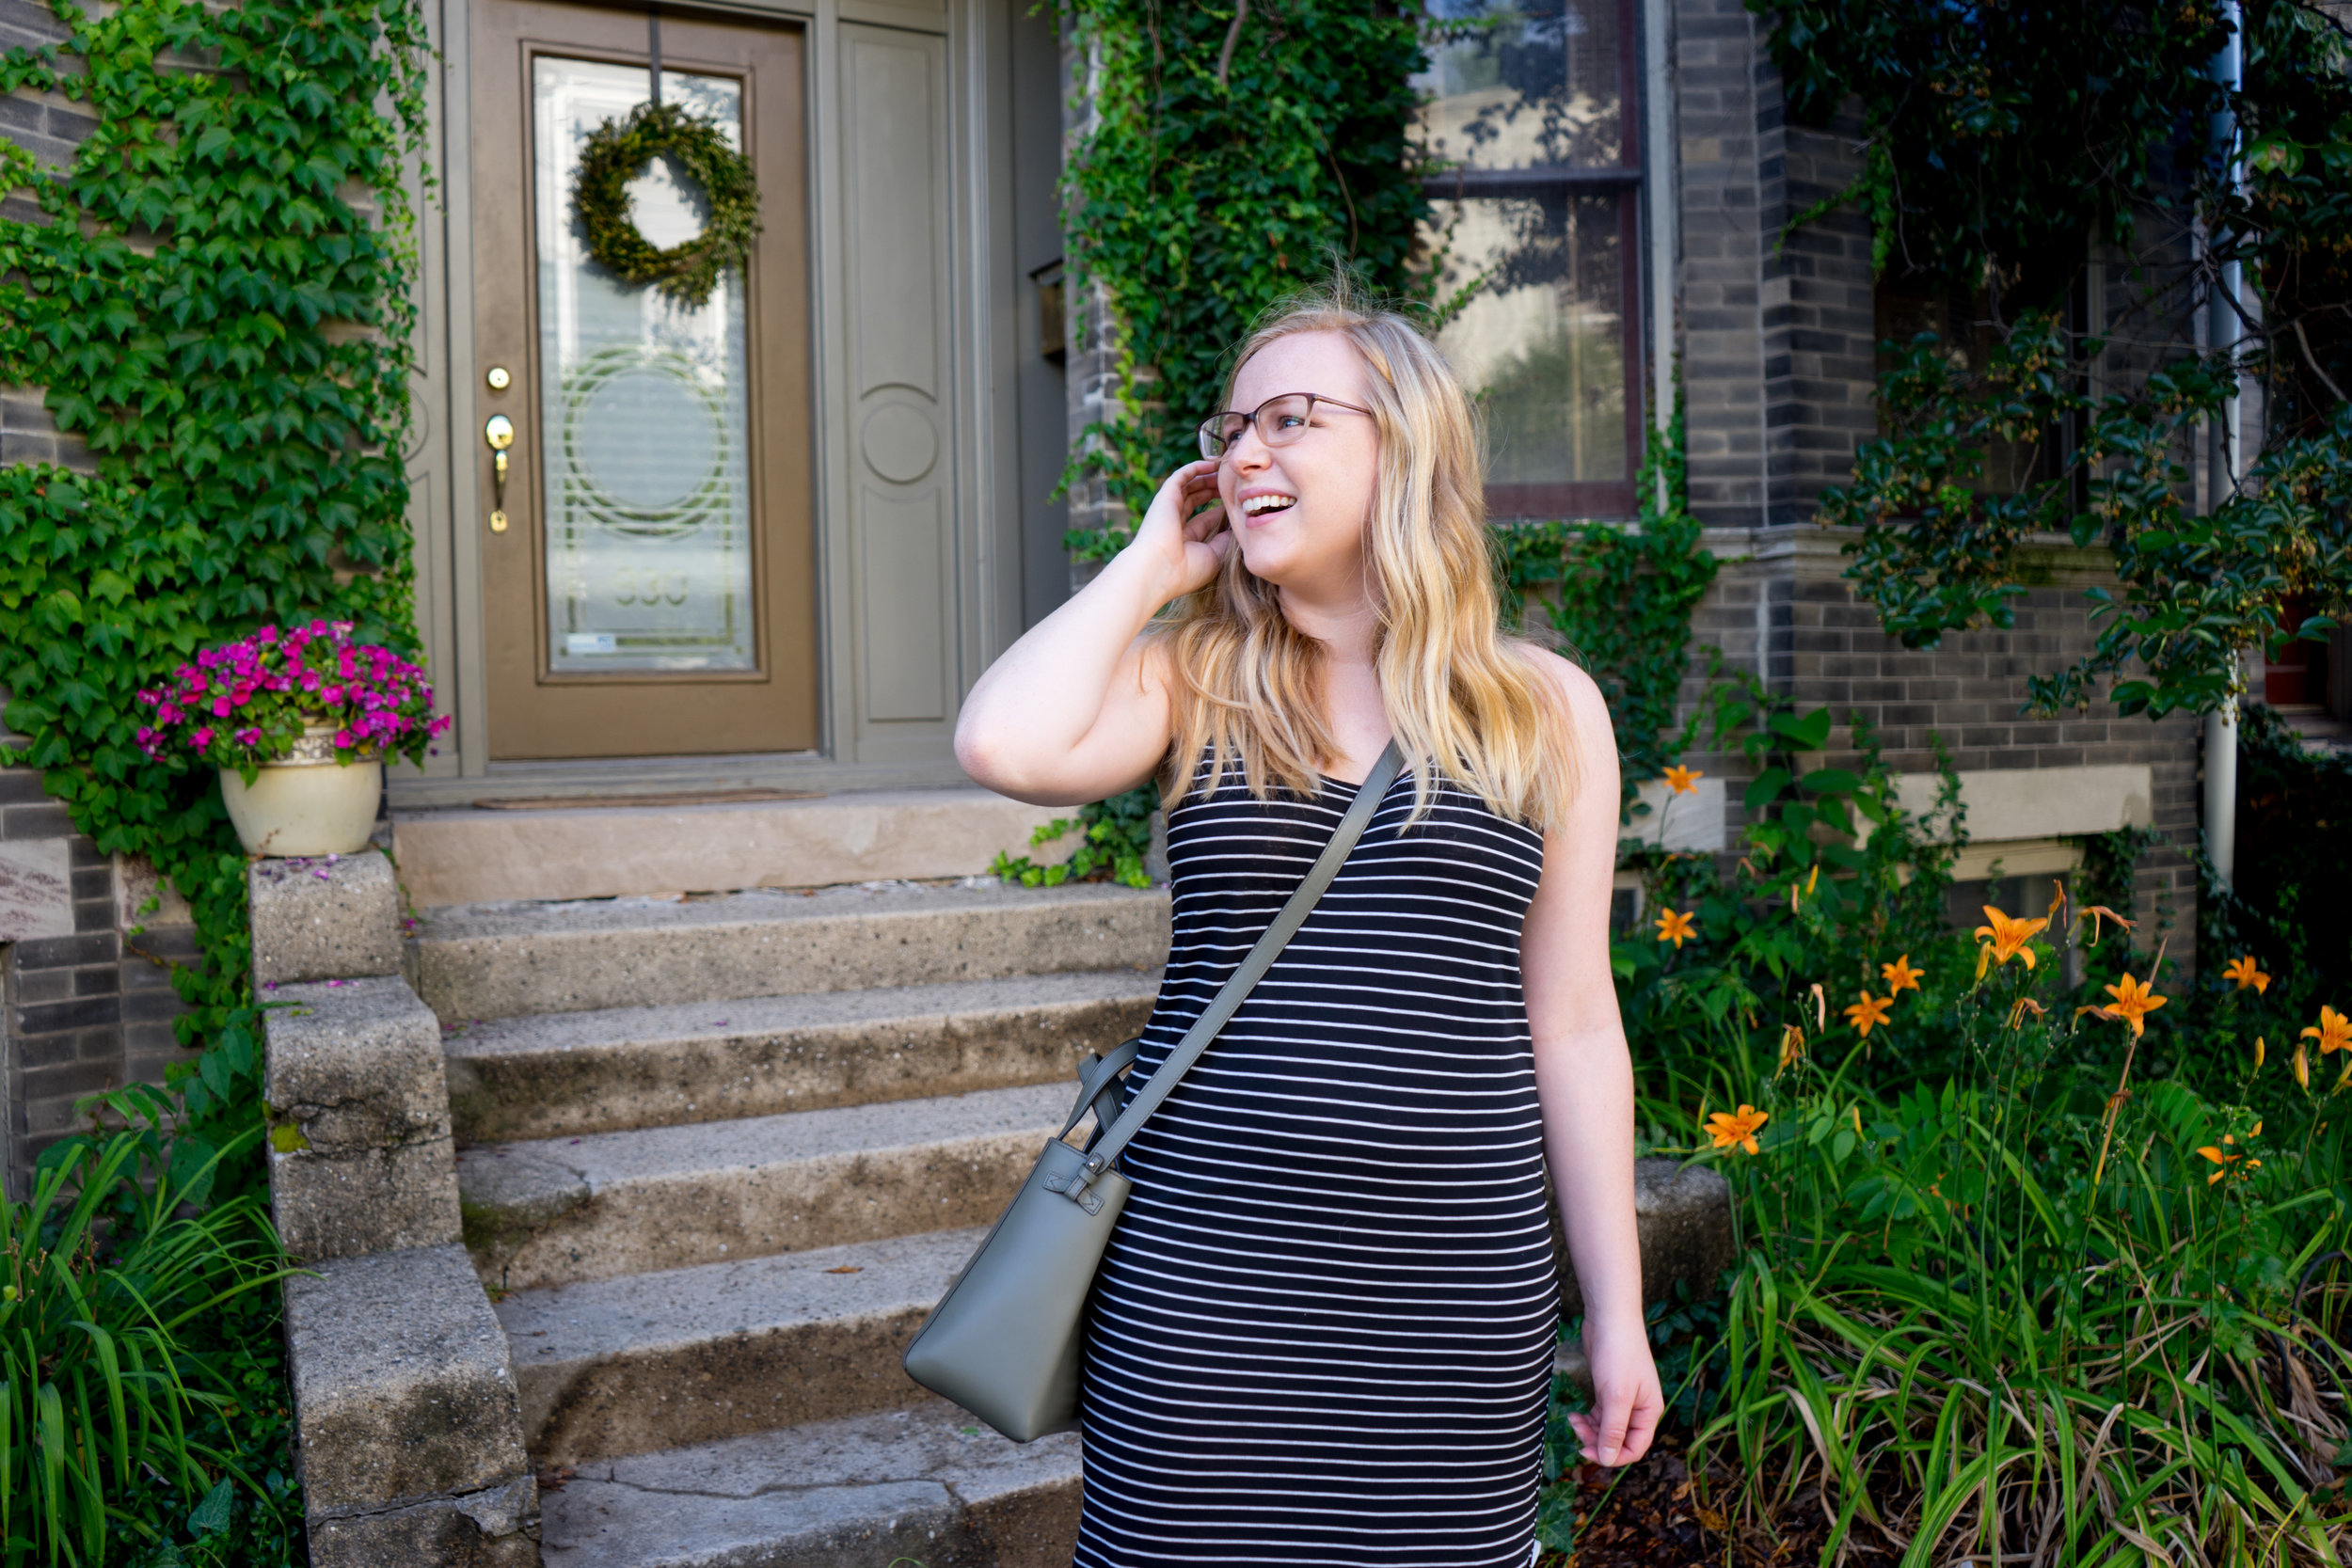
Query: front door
471,0,818,759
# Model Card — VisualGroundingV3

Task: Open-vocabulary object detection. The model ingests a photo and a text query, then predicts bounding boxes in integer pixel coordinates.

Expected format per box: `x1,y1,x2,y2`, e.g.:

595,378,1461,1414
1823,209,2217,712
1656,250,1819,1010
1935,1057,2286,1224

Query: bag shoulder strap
1066,739,1403,1193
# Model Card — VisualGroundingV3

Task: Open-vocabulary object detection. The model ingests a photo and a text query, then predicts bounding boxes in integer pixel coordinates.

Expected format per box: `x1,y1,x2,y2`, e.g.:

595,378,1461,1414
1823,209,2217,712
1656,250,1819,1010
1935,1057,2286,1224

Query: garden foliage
1761,0,2352,719
1058,0,1429,558
0,1090,301,1566
0,0,432,1153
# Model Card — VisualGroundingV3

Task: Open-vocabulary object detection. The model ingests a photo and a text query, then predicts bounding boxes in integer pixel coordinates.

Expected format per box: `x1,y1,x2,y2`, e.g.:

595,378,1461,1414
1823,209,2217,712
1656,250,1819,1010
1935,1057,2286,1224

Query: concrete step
538,1399,1080,1568
459,1085,1068,1291
499,1226,980,1466
409,879,1170,1022
444,970,1158,1144
392,786,1081,909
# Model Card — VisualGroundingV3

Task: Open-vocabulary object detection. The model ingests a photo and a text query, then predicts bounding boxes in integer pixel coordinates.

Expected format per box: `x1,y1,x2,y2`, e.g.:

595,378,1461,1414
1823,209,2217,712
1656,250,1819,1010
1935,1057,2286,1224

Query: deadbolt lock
485,414,516,532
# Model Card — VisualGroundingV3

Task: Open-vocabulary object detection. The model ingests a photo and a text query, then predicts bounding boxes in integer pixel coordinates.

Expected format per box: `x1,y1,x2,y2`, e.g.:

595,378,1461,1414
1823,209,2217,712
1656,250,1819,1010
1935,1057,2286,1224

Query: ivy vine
1763,0,2352,716
0,0,432,1162
1494,390,1719,807
1058,0,1430,558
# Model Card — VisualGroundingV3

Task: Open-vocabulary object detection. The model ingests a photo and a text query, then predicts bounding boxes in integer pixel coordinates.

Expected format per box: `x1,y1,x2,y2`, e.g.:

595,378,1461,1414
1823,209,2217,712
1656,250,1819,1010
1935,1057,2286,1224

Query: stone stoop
390,787,1082,908
250,853,544,1567
288,814,1740,1568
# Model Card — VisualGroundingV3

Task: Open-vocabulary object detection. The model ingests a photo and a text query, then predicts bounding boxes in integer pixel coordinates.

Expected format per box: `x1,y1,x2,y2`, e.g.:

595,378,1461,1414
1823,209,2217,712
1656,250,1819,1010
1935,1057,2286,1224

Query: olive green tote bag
901,741,1403,1442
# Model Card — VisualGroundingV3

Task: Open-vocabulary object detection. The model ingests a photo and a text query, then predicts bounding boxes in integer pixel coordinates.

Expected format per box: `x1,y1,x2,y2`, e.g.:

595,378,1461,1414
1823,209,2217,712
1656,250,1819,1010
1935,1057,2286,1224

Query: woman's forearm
1532,1026,1644,1336
954,546,1173,800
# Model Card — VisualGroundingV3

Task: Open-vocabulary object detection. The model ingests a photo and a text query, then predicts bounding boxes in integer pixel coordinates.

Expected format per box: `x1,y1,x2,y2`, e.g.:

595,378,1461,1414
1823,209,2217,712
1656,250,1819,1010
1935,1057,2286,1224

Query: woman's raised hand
1125,458,1232,601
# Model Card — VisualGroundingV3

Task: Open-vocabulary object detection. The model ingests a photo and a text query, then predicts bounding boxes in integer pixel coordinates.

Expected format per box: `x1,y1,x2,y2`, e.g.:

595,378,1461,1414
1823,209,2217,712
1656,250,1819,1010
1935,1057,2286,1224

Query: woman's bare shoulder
1504,637,1613,734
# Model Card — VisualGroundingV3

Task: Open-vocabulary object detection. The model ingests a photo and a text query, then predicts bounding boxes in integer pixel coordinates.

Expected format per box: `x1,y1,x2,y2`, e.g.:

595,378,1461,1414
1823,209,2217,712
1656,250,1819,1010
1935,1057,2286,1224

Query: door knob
485,414,516,532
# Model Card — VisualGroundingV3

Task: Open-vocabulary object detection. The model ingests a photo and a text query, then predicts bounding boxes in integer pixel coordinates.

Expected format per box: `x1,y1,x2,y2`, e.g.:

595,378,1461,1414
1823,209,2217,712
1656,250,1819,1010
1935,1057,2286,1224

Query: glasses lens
1258,394,1314,446
1199,413,1247,459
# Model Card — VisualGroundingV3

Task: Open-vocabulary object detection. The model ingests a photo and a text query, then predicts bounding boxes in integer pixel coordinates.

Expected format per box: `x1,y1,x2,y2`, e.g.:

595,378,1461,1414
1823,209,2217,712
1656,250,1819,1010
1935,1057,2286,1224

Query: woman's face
1215,329,1381,600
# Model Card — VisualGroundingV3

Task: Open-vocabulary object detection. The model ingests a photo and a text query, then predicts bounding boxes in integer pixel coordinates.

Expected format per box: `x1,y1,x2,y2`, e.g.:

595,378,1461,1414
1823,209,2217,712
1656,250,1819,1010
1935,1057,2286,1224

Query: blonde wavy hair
1151,279,1581,831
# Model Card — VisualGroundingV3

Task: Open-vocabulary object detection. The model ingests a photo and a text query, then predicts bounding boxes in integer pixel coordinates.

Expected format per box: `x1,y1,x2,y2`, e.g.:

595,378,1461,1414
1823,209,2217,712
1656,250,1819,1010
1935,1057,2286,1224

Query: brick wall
0,16,199,1191
0,707,203,1196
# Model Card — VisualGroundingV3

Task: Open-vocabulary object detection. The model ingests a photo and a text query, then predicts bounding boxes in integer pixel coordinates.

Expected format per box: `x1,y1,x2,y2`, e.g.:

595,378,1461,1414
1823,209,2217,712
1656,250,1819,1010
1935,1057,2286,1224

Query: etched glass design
533,57,755,673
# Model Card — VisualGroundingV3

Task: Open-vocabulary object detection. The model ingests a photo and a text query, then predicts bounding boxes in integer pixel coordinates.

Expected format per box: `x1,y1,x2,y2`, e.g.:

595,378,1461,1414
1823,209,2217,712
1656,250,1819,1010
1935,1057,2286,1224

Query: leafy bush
990,784,1157,889
0,1089,299,1567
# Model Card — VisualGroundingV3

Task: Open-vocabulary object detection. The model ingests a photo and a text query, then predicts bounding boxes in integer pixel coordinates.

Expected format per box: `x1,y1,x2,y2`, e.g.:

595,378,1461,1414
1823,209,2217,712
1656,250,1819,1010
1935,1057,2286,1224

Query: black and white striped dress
1075,755,1559,1566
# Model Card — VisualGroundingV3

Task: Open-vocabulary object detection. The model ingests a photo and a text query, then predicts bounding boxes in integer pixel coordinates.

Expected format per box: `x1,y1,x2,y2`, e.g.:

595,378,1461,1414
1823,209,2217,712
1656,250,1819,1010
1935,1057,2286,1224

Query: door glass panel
1428,191,1625,484
533,57,755,673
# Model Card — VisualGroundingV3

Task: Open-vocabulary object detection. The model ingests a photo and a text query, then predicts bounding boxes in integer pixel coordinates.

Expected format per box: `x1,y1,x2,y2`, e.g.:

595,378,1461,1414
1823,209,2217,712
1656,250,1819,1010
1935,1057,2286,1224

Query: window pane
1428,192,1627,486
1413,0,1624,171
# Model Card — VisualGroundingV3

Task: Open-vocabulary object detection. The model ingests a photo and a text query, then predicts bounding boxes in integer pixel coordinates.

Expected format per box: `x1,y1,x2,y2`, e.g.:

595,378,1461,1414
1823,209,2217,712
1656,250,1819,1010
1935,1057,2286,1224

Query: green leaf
1769,708,1834,751
1799,768,1861,795
187,1477,234,1535
1744,768,1791,810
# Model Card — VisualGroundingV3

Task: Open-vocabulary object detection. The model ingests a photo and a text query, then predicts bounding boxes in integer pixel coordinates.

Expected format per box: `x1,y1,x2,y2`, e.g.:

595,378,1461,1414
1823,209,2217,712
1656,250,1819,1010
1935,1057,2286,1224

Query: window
1413,0,1644,518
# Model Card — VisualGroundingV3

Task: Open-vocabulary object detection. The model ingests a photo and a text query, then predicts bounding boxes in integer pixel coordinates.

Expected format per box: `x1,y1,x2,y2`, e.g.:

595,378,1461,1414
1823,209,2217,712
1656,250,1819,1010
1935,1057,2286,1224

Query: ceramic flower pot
218,724,383,857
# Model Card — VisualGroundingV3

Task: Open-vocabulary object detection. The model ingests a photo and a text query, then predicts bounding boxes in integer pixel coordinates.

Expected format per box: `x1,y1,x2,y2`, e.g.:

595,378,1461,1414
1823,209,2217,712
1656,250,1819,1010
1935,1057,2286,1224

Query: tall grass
0,1086,298,1566
1585,684,2352,1563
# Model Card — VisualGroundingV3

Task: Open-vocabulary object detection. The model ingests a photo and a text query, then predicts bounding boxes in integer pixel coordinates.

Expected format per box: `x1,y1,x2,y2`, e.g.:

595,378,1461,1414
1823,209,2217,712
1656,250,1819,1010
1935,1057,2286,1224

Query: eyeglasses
1196,392,1373,460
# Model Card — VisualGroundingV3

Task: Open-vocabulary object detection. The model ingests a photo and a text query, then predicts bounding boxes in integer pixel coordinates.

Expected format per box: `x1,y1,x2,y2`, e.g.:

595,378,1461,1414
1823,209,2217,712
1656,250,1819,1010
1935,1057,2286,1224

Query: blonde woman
956,282,1661,1565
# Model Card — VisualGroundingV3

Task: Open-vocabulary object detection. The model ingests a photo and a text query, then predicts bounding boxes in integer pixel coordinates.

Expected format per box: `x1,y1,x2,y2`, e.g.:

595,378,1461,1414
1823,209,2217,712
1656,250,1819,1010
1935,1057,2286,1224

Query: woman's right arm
955,458,1232,806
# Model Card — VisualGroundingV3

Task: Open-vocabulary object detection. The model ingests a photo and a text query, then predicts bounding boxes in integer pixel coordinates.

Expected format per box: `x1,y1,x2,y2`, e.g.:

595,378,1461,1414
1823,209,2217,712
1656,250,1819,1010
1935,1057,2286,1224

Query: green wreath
573,101,760,309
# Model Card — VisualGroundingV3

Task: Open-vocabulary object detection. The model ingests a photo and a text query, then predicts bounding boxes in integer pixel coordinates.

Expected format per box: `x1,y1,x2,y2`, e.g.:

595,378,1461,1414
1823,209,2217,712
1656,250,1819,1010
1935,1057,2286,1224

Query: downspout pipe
1644,0,1677,515
2204,0,2244,890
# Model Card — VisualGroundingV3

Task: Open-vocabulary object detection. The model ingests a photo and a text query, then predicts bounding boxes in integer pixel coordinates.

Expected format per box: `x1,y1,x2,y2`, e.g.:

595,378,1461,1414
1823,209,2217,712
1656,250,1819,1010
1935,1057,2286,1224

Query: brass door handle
485,414,516,532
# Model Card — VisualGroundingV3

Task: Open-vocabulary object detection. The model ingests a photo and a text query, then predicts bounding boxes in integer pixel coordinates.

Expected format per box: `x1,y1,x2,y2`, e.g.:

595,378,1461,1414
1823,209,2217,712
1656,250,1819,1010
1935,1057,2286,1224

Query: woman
955,282,1661,1565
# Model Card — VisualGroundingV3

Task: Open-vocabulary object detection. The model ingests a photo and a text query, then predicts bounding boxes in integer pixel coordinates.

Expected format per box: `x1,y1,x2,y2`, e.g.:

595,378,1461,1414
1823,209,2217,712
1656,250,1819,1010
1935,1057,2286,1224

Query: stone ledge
306,1476,540,1568
249,850,402,987
272,1137,461,1262
264,976,449,1151
287,1245,535,1516
1557,1158,1736,1322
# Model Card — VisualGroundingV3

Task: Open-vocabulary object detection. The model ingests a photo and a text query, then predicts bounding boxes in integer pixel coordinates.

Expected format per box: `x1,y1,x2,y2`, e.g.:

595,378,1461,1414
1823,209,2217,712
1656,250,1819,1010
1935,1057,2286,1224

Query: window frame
1419,0,1647,521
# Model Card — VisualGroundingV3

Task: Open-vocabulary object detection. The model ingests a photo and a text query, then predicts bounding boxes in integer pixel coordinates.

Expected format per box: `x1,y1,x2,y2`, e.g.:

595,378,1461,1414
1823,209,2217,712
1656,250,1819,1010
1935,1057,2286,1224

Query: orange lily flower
2008,996,2048,1029
1704,1104,1769,1155
2100,973,2168,1038
2079,905,2134,946
1844,990,1894,1038
1654,907,1696,949
1663,765,1703,795
2302,1005,2352,1056
2196,1132,2260,1186
2221,956,2270,995
1776,1024,1805,1071
1975,906,2049,972
1880,955,1923,996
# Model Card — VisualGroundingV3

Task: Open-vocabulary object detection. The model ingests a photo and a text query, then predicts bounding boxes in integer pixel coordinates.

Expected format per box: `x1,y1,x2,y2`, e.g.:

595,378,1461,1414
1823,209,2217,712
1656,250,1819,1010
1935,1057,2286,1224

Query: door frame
397,0,1030,805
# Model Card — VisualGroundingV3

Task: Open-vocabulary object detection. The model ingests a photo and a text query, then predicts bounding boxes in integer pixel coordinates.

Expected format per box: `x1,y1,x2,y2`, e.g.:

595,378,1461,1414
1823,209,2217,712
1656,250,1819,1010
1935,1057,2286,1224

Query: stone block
272,1136,462,1261
0,837,73,942
1558,1158,1736,1321
264,974,460,1259
287,1245,536,1517
265,976,450,1151
307,1477,540,1568
113,852,192,929
248,850,401,988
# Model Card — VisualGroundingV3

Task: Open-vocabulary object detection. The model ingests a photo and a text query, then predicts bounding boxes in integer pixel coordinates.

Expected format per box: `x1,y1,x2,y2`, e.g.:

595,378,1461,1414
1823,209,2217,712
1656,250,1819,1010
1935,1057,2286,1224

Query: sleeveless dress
1074,754,1560,1567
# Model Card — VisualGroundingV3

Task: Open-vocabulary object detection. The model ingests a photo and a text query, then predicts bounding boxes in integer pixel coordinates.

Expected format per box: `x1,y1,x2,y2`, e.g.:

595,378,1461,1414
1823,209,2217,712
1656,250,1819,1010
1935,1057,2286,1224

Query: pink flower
192,726,214,748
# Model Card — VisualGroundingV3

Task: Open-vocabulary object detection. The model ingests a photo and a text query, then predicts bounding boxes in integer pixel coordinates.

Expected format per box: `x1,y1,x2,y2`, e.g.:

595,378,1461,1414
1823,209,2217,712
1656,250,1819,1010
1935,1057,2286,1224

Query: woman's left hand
1565,1316,1663,1468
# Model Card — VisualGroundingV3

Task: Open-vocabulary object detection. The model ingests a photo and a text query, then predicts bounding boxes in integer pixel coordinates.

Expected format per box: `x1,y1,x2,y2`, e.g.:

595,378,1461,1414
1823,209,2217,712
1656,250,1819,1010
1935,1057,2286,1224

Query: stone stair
408,877,1166,1566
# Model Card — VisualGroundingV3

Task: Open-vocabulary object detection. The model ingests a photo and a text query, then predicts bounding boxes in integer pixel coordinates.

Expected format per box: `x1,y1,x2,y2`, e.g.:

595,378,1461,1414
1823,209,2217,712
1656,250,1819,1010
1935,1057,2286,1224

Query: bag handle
1059,738,1404,1204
